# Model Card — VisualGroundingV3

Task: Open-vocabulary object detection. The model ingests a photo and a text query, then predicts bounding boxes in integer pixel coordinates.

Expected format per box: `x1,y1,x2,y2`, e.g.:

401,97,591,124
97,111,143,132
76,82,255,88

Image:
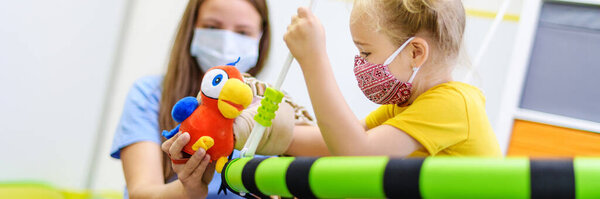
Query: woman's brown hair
158,0,270,181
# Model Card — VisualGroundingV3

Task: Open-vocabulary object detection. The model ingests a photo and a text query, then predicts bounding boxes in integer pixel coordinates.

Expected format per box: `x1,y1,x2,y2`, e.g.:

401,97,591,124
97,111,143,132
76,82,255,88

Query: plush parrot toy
162,59,253,173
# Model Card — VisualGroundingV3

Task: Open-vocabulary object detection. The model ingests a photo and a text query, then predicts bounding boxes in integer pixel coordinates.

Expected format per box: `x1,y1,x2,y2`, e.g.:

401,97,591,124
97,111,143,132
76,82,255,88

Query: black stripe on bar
242,157,270,199
384,158,424,199
286,157,318,199
530,159,575,199
220,159,235,195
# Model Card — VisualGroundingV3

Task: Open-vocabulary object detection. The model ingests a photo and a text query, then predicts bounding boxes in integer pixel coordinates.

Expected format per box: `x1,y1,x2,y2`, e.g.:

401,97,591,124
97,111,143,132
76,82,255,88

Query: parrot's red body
180,98,234,162
163,63,253,173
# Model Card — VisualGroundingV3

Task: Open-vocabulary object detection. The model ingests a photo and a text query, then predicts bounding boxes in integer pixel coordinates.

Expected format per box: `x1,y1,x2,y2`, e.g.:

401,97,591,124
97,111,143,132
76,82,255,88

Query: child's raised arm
284,7,422,156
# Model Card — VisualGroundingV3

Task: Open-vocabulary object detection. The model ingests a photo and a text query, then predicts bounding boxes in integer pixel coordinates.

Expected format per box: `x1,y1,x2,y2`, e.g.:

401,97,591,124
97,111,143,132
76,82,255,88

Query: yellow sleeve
365,105,396,130
383,86,469,155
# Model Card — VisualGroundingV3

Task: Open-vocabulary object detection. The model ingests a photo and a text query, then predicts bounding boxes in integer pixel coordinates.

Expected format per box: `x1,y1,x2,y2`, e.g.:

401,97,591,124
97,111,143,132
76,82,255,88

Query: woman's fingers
201,162,216,184
179,148,206,178
169,132,190,160
191,154,211,180
161,131,180,153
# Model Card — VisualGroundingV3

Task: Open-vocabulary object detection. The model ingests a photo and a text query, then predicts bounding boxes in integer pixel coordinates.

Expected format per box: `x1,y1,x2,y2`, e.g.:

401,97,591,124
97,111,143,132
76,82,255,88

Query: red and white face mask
354,37,420,106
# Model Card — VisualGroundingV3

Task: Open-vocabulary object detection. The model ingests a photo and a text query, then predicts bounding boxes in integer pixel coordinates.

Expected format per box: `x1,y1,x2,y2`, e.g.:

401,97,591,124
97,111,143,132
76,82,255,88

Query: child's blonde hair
355,0,465,63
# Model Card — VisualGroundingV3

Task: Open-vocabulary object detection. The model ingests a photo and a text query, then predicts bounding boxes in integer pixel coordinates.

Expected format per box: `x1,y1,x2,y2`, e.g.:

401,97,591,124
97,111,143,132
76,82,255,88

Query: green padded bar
223,158,251,193
223,157,600,198
255,157,295,198
310,156,387,198
420,157,530,199
574,158,600,199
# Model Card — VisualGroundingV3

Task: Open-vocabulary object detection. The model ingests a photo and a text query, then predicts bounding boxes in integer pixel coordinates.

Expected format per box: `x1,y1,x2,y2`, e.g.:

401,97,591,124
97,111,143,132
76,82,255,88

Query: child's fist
284,7,327,66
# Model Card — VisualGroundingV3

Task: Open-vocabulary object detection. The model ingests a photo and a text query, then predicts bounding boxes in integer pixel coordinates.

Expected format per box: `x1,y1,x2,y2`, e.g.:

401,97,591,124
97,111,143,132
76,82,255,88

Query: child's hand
162,132,215,199
233,98,295,155
284,7,327,68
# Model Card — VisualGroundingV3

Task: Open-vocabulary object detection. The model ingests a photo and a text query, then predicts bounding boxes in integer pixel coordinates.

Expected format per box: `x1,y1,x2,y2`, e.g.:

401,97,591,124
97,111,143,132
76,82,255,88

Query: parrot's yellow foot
215,156,228,173
192,136,214,151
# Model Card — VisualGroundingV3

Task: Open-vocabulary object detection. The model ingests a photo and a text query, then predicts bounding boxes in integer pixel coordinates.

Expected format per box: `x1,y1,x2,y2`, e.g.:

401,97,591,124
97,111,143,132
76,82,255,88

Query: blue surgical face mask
190,28,260,73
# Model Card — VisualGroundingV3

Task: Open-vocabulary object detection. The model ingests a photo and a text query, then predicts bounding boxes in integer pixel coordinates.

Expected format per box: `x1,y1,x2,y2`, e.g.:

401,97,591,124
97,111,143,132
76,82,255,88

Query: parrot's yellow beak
218,78,252,119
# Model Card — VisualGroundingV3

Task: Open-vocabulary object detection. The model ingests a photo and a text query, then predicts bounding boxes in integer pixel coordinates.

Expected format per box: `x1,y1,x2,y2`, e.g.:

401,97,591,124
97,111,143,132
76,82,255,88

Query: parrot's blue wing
162,124,180,139
172,96,199,123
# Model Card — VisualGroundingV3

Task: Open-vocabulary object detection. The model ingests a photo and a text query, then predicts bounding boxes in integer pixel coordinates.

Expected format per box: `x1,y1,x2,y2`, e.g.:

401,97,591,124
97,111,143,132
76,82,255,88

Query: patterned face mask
354,37,420,105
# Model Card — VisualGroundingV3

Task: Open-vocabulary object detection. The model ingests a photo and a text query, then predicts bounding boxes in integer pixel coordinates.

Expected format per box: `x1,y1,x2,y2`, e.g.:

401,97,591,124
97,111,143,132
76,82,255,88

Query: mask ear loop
407,66,420,84
383,37,415,65
383,37,420,84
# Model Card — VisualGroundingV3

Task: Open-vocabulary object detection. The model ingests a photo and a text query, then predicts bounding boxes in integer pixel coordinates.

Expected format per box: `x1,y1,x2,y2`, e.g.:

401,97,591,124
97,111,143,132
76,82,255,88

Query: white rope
464,0,512,83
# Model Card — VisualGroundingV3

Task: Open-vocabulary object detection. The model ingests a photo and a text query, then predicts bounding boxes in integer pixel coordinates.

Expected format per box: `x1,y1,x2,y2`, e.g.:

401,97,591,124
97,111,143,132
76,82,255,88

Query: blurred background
1,0,599,197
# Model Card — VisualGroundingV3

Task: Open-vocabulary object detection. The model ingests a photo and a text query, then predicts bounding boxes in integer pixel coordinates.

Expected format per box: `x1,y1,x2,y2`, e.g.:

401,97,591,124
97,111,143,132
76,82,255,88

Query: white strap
407,66,421,83
383,37,415,65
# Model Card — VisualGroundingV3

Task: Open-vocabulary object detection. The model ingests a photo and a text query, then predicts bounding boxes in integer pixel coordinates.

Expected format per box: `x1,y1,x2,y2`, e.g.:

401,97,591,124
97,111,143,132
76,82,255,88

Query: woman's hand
284,7,327,68
161,132,215,199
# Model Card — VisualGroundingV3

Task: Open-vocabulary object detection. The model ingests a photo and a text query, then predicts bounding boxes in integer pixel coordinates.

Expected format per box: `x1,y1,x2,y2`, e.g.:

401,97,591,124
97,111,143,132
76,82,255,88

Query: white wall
91,0,189,191
0,0,126,189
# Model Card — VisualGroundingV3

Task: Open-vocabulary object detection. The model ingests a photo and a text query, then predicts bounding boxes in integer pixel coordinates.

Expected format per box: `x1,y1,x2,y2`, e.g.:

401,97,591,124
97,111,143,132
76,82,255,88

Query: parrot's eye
201,69,229,99
212,74,223,86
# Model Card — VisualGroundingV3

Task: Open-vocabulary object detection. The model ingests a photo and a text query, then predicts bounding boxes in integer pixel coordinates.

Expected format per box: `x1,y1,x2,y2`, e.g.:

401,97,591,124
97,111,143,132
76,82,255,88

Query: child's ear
410,37,429,68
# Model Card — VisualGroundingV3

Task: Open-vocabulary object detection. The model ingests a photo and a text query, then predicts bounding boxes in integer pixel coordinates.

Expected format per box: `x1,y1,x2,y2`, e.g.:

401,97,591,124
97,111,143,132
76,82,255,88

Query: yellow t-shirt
365,81,501,157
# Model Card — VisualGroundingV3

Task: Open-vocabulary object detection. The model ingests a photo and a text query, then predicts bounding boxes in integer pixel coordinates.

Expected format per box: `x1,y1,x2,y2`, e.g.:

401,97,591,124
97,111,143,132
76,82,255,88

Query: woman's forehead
198,0,261,27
